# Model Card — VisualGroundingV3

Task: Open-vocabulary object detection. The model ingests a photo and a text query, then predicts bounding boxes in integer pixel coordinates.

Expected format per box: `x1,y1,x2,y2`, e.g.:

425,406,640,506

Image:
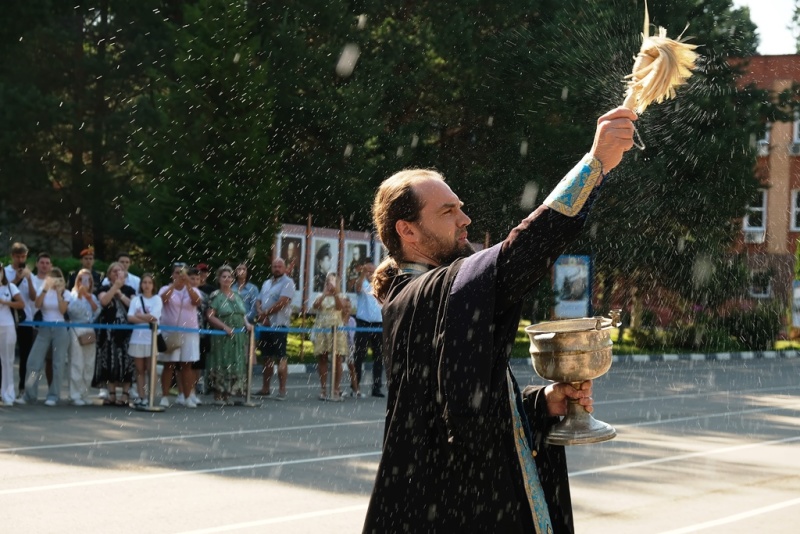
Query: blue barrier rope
19,321,384,335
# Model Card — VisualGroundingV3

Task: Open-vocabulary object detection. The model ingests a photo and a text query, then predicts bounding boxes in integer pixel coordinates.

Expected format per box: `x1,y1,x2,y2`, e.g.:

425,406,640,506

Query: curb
611,349,800,363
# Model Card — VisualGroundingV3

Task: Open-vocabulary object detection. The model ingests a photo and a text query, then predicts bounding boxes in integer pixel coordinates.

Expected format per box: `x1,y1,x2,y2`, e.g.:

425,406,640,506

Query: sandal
104,393,117,406
117,392,129,407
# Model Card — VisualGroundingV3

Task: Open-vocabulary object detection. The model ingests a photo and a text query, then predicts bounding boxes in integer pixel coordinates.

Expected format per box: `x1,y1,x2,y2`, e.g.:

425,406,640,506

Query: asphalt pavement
1,356,799,533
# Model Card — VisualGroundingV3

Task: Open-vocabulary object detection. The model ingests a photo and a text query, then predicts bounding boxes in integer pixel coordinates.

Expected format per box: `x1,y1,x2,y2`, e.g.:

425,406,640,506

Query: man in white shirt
255,258,295,400
353,263,384,397
102,252,140,293
4,242,37,398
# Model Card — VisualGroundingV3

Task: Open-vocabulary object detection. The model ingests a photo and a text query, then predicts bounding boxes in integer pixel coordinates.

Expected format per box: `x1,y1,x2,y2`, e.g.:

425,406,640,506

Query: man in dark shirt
363,107,636,534
67,247,102,289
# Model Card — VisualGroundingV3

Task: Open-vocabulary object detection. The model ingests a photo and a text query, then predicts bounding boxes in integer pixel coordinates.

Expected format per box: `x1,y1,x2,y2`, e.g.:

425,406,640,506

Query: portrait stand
135,323,165,412
235,328,261,407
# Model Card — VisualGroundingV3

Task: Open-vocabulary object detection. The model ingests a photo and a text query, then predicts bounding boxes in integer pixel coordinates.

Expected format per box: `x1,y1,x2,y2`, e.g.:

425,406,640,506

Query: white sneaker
72,398,86,407
14,396,26,405
98,388,109,399
159,397,171,408
189,394,202,406
44,399,56,407
175,393,186,406
185,398,197,408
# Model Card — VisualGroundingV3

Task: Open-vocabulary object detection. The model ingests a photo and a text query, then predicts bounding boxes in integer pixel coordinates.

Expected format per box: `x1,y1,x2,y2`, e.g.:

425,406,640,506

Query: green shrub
721,305,782,351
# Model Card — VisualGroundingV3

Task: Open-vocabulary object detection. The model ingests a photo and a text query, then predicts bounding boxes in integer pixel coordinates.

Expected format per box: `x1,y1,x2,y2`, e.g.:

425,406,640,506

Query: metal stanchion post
239,327,260,407
136,322,164,412
329,325,339,401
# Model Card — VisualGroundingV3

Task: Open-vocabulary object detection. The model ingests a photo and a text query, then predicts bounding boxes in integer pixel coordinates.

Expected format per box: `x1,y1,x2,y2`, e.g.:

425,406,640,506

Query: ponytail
372,257,399,304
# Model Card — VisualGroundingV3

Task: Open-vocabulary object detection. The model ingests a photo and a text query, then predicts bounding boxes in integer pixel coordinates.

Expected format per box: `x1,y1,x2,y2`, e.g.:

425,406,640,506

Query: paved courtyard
1,357,799,533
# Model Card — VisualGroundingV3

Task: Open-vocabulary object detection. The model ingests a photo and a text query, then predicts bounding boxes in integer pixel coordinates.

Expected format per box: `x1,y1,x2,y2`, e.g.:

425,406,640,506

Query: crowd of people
0,242,385,408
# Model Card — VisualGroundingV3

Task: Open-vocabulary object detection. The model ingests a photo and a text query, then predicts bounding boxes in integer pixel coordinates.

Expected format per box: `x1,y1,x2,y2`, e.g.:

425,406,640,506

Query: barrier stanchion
329,325,340,402
136,322,164,412
238,327,260,407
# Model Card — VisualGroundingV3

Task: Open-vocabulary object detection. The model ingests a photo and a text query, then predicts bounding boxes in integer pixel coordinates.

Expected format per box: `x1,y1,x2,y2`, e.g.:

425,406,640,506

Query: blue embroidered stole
507,371,553,534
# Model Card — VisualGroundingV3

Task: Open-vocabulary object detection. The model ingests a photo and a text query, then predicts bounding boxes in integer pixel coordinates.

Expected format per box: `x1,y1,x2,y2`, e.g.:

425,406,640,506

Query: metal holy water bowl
524,311,621,446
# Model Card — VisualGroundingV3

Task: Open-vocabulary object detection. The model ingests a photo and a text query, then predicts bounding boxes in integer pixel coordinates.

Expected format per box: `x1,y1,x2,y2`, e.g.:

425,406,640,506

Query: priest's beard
418,226,475,266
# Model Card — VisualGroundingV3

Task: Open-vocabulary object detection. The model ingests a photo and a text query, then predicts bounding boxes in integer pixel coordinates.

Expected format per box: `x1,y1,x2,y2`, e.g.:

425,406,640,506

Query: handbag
77,331,96,345
157,333,167,352
161,330,183,352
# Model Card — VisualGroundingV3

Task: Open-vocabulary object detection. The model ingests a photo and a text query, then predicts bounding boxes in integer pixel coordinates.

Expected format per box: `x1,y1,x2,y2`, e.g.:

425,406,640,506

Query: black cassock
363,199,597,534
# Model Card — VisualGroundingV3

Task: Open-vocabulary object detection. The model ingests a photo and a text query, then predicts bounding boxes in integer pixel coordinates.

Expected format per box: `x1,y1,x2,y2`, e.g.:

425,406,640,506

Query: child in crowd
342,298,362,398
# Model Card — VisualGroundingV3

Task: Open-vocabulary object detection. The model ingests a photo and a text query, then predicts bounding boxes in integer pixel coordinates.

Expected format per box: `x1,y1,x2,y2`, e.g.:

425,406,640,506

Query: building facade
737,55,800,327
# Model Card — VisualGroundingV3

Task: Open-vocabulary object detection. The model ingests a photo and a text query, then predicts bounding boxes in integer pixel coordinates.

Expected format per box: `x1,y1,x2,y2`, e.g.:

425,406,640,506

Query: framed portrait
344,240,370,294
276,233,304,308
373,240,388,265
553,255,591,319
311,236,339,296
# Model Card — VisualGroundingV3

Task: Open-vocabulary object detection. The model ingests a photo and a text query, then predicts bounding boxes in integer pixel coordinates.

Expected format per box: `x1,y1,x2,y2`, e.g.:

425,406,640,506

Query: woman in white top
67,269,101,406
0,263,25,406
23,268,72,406
127,273,162,407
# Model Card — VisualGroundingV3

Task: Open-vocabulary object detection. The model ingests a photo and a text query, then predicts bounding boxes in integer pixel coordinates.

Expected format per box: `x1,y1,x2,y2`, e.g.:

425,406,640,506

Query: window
757,123,770,156
794,114,800,144
792,190,800,231
743,189,767,231
749,270,772,299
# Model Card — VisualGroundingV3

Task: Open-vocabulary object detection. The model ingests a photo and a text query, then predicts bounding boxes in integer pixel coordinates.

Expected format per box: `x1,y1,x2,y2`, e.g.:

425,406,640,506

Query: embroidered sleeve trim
543,154,603,217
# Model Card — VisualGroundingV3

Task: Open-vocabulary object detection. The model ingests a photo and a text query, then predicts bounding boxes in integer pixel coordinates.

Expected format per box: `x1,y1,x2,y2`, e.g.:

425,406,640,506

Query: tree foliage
0,0,771,311
129,0,280,275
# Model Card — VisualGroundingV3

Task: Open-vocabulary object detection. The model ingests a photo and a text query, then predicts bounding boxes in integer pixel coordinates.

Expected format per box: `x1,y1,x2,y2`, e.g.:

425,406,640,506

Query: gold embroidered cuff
543,154,603,217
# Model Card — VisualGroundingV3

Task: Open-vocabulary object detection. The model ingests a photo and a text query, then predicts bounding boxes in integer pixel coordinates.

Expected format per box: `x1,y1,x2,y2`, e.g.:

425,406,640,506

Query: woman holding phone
22,268,72,406
312,273,346,401
67,269,100,406
94,262,135,406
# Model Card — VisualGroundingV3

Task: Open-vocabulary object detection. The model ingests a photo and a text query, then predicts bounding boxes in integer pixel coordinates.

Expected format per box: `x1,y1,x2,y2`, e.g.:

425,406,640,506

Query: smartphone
81,275,90,286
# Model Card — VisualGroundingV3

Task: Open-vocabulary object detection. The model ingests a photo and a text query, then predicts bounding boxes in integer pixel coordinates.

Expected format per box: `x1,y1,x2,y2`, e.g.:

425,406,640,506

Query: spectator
205,265,252,405
22,267,72,406
341,297,361,398
196,263,216,294
158,263,202,408
255,258,295,400
127,273,162,407
188,267,206,405
0,262,25,406
312,273,346,401
67,247,102,289
102,252,140,295
94,262,135,406
4,243,36,401
232,262,259,323
67,268,101,406
353,262,385,397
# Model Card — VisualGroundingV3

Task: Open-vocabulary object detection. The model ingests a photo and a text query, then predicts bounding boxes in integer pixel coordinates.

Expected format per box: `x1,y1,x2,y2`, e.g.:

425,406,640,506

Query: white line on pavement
0,450,383,495
570,435,800,477
0,419,385,453
177,504,370,533
656,496,800,534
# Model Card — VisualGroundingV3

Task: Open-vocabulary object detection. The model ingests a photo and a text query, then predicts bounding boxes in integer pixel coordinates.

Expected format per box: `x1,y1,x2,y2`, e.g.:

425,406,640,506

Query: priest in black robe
363,107,637,534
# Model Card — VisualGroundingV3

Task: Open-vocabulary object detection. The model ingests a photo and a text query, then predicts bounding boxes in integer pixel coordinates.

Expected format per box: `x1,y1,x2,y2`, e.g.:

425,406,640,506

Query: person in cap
68,247,102,289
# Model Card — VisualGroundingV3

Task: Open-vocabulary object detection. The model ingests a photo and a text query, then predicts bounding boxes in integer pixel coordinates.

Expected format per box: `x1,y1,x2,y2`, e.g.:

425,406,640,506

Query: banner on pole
553,255,591,319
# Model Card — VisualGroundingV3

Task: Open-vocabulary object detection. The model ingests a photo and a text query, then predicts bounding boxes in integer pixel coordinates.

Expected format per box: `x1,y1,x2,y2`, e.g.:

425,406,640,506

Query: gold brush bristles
622,1,699,114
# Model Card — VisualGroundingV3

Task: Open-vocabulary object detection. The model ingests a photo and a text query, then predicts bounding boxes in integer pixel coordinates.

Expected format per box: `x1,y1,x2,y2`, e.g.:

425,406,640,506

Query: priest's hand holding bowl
545,380,593,417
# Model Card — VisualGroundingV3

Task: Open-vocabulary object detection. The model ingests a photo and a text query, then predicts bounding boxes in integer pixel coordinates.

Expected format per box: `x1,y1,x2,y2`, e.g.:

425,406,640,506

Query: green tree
0,0,173,258
129,0,281,275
